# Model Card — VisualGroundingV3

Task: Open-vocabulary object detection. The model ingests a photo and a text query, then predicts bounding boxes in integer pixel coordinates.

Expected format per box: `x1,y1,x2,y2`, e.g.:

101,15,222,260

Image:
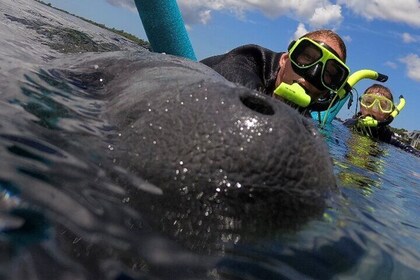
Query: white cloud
108,0,344,28
338,0,420,27
402,32,417,43
107,0,420,31
384,61,398,69
293,23,308,40
401,32,420,44
199,10,212,24
343,35,352,42
399,54,420,82
175,0,345,28
105,0,218,26
177,2,216,26
106,0,137,12
309,4,343,28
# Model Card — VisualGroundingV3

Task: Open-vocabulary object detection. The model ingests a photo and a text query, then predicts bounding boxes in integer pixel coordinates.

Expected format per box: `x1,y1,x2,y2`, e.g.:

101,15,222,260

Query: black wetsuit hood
201,44,283,96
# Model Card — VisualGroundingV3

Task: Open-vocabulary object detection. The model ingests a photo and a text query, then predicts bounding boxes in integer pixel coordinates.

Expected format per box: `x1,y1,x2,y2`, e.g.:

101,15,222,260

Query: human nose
371,100,381,112
297,79,326,99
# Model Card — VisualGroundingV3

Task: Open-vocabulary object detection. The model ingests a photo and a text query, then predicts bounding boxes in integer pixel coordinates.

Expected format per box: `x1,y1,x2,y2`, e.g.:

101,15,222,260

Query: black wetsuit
343,115,420,156
201,44,283,96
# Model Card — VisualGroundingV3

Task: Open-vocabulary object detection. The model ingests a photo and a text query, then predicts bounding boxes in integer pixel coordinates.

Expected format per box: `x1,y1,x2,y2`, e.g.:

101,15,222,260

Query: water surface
1,1,419,278
1,65,419,279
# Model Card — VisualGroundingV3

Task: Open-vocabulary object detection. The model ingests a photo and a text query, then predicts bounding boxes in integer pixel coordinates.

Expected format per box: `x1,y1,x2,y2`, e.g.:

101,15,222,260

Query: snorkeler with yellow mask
201,29,349,115
343,84,418,156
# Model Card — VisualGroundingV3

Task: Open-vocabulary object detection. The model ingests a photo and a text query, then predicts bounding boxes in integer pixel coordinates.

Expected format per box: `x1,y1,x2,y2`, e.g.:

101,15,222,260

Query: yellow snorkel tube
274,69,389,112
336,70,388,99
273,82,311,108
357,95,406,127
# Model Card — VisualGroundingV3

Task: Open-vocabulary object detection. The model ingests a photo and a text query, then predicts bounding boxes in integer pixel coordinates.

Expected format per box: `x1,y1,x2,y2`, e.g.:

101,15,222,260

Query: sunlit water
1,66,419,279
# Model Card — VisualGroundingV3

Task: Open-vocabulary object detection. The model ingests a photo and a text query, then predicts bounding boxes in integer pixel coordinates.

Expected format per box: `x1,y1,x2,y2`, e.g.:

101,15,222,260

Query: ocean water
0,64,419,280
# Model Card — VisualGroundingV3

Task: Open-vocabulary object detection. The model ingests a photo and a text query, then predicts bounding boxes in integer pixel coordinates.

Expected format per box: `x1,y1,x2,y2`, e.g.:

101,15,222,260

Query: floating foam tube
134,0,197,61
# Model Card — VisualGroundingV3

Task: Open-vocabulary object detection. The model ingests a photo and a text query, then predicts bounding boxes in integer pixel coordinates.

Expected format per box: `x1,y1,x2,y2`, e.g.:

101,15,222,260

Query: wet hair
301,29,347,62
364,83,394,102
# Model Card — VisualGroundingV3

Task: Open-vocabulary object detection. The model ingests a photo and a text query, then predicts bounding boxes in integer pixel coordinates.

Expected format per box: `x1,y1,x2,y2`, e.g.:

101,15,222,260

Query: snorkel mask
274,37,350,110
357,95,406,127
288,37,350,92
361,94,394,113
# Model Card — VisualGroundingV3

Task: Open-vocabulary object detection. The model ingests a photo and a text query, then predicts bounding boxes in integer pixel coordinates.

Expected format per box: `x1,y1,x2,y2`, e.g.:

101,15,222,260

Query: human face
275,35,346,101
360,92,393,122
288,38,349,92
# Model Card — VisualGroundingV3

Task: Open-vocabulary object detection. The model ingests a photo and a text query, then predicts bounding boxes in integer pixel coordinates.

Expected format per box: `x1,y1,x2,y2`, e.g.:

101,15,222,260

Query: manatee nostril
240,95,275,115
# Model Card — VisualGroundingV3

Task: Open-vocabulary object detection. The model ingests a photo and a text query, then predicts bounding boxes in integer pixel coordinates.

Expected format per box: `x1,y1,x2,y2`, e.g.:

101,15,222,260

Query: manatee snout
95,51,335,248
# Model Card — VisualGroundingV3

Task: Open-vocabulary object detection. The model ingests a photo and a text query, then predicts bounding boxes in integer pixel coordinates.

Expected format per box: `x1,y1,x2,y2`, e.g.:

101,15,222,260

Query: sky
45,0,420,131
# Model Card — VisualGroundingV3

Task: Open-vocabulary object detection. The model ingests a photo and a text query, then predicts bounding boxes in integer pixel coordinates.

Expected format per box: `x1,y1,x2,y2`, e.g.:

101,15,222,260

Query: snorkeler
343,84,419,156
201,29,350,114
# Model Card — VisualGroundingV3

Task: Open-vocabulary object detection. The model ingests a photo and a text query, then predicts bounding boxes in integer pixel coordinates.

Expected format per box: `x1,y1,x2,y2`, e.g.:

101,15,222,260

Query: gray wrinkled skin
0,0,337,276
59,50,337,252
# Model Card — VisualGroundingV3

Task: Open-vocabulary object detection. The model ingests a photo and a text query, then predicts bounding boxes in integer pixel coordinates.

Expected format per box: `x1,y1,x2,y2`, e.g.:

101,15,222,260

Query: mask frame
360,94,394,113
288,37,350,92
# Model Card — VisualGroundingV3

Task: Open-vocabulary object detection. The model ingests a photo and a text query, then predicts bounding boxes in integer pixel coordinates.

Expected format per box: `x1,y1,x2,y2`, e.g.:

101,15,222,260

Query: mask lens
290,38,349,92
361,94,375,107
290,40,322,67
323,59,349,91
361,94,393,113
379,99,393,112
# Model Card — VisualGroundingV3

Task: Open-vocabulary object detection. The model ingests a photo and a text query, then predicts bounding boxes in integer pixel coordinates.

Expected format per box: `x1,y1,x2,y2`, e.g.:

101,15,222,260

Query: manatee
0,0,336,277
47,49,336,252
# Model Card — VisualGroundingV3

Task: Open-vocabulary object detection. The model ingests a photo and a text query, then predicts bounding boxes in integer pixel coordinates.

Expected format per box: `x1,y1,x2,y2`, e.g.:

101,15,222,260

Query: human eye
325,65,338,77
296,53,313,65
380,100,391,110
296,45,320,65
364,95,375,104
